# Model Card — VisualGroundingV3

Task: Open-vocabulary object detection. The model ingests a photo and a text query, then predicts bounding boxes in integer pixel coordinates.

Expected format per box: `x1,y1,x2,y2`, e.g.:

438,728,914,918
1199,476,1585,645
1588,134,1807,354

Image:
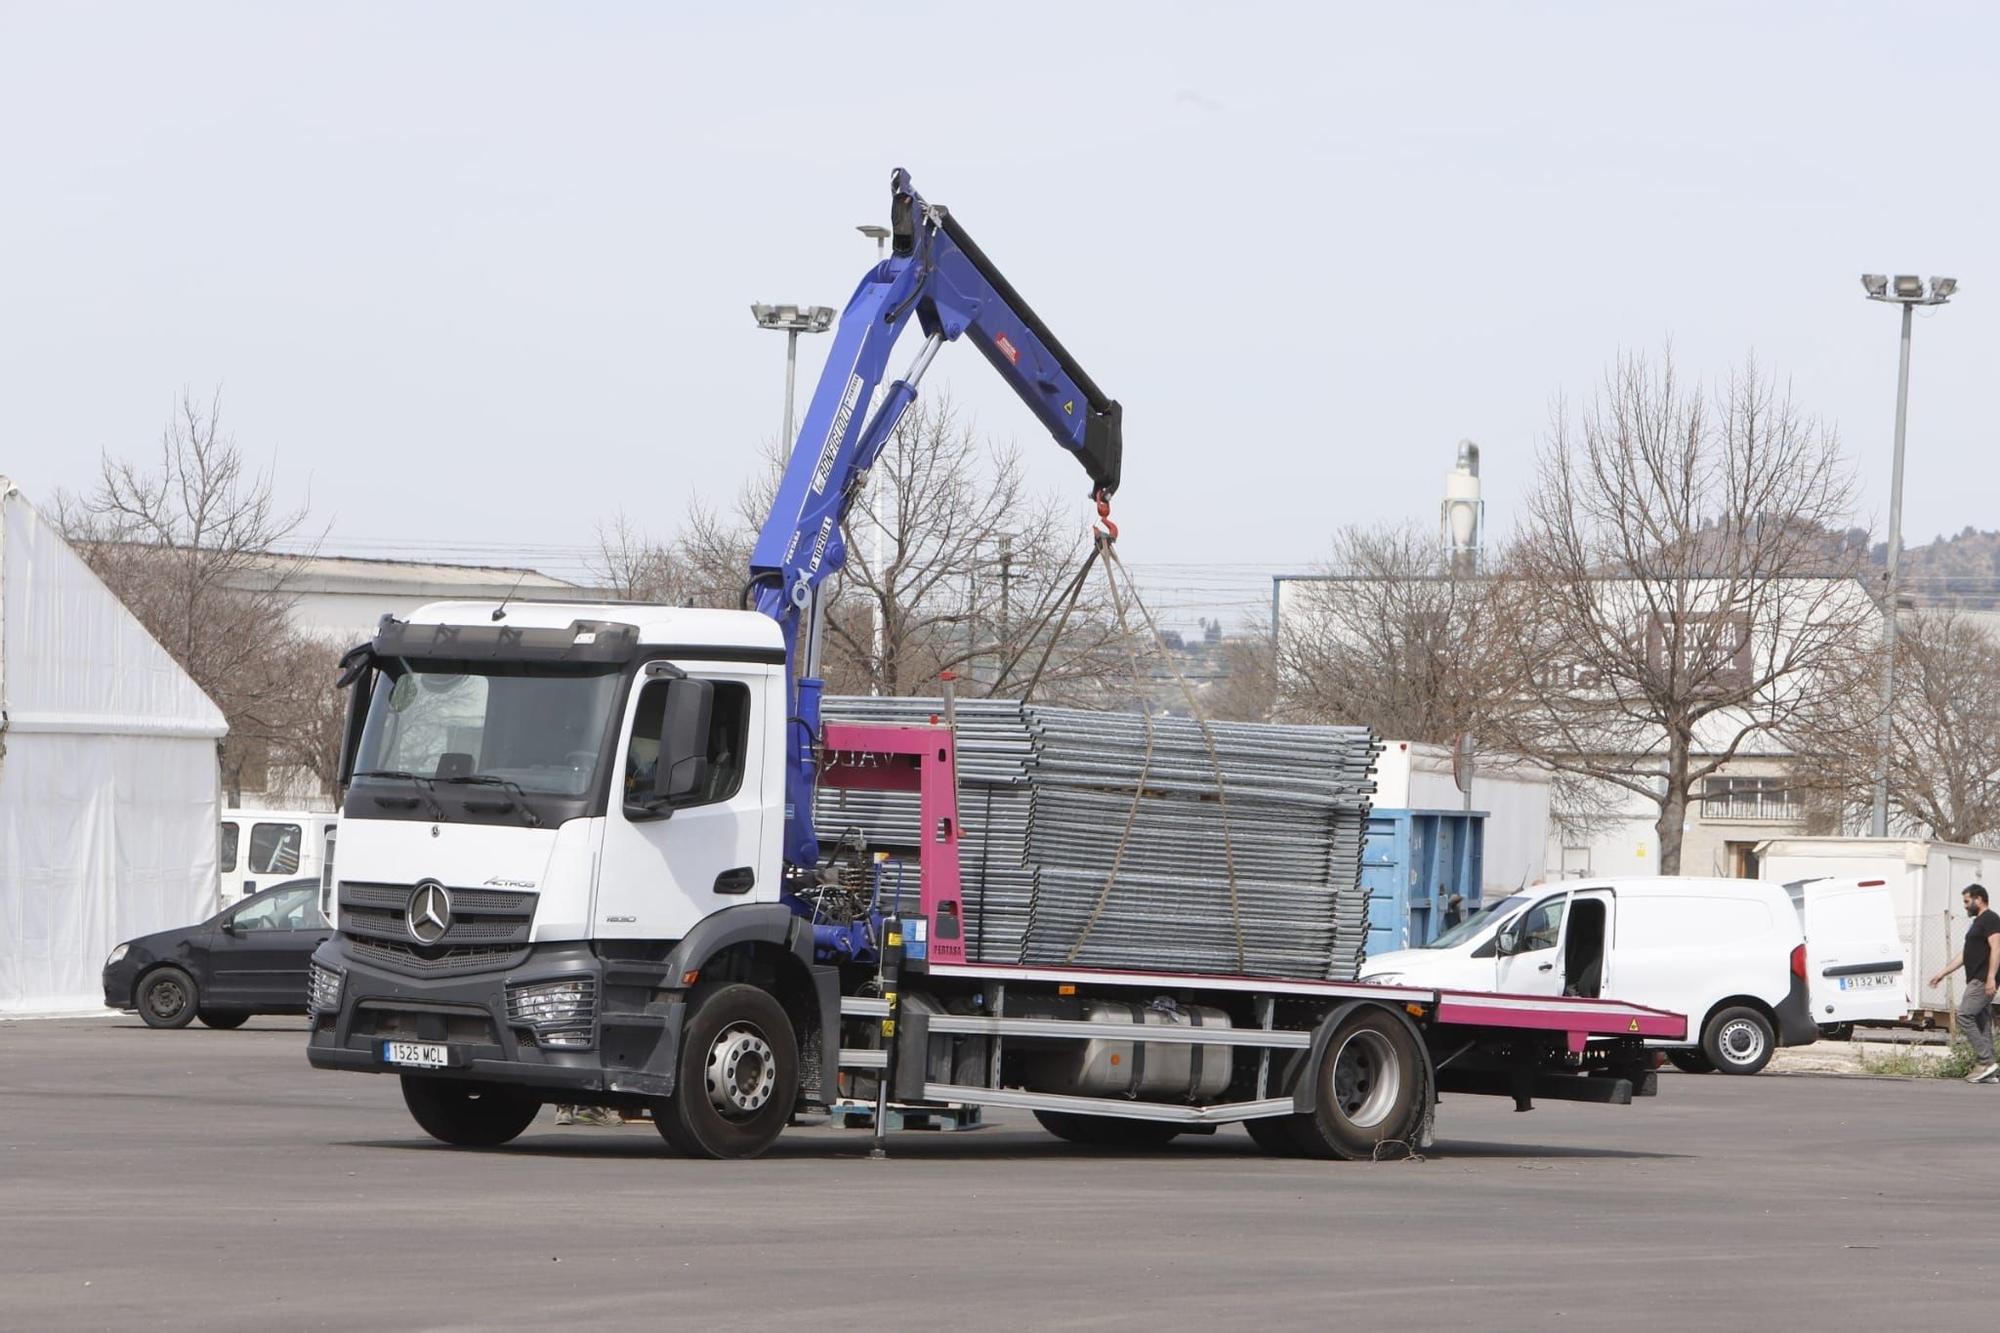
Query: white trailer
1757,836,2000,1022
1371,740,1551,894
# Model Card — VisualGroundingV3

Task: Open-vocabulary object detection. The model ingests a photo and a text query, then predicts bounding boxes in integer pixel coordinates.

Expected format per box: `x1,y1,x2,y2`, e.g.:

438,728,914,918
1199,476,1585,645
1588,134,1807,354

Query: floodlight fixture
750,303,836,333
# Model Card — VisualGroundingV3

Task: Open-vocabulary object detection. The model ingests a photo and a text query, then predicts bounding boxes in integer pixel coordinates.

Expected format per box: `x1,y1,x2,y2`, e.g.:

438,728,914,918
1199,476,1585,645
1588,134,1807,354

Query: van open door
1788,878,1905,1031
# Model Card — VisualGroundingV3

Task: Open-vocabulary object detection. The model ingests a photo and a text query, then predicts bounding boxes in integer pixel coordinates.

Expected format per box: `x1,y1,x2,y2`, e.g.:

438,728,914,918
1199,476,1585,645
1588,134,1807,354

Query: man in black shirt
1928,884,2000,1084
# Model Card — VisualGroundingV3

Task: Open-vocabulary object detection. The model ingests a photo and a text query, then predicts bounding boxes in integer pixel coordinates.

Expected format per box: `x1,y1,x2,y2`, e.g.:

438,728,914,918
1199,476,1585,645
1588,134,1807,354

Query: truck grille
338,881,537,978
346,938,530,978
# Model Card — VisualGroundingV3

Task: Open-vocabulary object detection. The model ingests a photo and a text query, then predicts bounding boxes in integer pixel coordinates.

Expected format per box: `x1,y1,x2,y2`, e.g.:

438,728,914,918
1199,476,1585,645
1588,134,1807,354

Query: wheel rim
704,1024,777,1118
148,977,188,1019
1331,1030,1401,1128
1717,1019,1766,1066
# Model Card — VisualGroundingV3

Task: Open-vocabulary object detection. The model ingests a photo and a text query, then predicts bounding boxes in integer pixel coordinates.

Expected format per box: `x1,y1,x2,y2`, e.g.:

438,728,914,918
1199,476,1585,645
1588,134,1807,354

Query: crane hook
1093,490,1119,543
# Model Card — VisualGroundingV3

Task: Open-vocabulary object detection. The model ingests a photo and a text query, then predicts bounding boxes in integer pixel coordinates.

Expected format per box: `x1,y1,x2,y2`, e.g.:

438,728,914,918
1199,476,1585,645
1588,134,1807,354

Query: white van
217,811,340,915
1783,877,1905,1035
1760,837,2000,1018
1360,877,1816,1075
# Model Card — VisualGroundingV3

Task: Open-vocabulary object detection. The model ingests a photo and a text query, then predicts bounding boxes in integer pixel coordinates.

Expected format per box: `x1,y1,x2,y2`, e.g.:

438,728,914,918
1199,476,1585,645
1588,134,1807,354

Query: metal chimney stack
1441,439,1483,576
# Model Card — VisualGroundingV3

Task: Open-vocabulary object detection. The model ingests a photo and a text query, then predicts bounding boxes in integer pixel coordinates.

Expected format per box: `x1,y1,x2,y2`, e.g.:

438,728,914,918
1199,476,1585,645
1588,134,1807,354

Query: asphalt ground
1,1017,1990,1332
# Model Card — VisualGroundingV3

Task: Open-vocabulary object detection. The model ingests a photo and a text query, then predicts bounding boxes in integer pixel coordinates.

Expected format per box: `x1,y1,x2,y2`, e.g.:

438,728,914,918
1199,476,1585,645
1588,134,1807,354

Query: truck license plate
1838,974,1896,991
383,1041,450,1068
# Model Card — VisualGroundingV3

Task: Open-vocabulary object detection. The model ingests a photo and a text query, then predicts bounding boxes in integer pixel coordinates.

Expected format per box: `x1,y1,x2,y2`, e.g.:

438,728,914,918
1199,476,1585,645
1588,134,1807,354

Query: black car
102,878,331,1029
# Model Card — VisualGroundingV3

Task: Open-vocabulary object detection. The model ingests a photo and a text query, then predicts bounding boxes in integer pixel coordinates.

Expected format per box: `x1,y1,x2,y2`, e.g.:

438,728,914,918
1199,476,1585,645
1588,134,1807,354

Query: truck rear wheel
1292,1007,1426,1160
401,1077,542,1148
1033,1110,1183,1148
1666,1049,1714,1074
655,983,798,1160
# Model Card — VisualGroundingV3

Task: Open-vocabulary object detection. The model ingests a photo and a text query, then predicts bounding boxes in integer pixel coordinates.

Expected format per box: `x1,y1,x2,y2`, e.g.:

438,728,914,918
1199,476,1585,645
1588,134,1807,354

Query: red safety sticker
994,332,1020,365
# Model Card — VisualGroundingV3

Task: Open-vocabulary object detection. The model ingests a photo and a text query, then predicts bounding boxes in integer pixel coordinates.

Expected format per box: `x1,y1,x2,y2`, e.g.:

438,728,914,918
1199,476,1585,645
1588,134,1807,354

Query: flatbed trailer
832,959,1681,1156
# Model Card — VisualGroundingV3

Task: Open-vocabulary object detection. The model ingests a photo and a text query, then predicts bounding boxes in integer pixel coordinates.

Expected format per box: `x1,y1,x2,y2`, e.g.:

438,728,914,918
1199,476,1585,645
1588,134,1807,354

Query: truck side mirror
655,678,714,808
1495,928,1521,957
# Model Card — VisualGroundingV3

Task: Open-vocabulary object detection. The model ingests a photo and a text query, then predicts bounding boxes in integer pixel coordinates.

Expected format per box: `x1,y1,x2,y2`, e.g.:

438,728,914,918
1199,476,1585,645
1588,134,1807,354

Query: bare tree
1487,351,1876,873
1796,606,2000,845
1275,523,1503,741
825,400,1126,702
600,400,1133,703
1200,633,1277,722
55,390,325,800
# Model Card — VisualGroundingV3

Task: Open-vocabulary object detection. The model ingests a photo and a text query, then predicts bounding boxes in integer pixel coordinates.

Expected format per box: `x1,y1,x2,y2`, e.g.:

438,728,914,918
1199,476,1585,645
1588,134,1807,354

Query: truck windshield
1424,895,1527,949
355,660,622,799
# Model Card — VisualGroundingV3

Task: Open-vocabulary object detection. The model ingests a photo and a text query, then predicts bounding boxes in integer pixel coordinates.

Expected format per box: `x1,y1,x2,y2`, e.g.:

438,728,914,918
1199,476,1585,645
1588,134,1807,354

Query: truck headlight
307,962,345,1014
506,977,598,1048
104,944,129,968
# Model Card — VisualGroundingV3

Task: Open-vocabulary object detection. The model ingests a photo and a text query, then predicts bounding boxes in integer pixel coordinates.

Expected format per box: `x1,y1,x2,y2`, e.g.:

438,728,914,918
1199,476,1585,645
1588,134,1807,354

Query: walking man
1928,884,2000,1084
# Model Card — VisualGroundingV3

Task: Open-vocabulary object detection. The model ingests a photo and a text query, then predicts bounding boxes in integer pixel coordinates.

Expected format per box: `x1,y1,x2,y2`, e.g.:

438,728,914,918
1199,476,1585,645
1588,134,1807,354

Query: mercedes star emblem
407,880,452,945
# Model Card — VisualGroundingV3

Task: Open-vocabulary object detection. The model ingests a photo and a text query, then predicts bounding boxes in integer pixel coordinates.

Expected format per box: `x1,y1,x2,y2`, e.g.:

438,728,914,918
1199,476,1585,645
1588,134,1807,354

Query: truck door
593,664,770,941
1802,880,1906,1028
1494,891,1569,996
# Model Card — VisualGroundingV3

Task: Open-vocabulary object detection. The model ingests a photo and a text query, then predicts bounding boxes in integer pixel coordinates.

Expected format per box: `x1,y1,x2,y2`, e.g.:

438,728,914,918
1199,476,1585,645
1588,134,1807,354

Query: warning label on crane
994,332,1020,365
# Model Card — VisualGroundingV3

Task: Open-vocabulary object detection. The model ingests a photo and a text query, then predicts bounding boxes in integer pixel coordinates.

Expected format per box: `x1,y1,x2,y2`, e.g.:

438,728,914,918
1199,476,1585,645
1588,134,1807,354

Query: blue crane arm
749,168,1123,869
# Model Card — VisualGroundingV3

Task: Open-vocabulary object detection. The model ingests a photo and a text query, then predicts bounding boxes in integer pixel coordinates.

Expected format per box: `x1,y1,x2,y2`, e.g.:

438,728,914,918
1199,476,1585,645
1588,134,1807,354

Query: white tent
0,479,226,1013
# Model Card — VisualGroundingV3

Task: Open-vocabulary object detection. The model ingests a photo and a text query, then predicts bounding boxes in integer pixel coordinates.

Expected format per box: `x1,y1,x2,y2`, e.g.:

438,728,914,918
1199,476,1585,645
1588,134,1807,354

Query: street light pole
749,303,836,454
750,302,837,673
857,224,894,693
1859,274,1957,837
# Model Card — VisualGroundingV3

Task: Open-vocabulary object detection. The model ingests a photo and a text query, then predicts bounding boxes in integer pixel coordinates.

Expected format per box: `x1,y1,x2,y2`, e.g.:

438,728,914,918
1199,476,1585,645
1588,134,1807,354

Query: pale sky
3,2,1994,630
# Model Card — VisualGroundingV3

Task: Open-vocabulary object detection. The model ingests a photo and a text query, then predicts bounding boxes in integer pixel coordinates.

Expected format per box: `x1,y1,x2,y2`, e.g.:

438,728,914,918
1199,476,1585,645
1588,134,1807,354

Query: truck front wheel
655,984,798,1160
401,1077,542,1148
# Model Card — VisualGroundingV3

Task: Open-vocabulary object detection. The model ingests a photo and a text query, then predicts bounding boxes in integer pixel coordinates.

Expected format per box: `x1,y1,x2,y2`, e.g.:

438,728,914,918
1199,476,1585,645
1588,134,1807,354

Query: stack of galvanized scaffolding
815,697,1380,981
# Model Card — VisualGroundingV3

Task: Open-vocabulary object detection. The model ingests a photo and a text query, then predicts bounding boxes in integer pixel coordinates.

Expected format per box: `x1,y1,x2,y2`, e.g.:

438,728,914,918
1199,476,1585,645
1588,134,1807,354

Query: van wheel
138,967,200,1029
197,1010,249,1030
1703,1007,1775,1075
1034,1111,1182,1148
655,984,798,1160
401,1077,542,1147
1666,1049,1714,1074
1291,1007,1426,1160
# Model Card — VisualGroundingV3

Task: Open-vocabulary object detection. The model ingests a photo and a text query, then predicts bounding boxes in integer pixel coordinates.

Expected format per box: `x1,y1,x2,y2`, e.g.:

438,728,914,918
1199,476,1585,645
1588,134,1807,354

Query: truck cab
307,601,824,1139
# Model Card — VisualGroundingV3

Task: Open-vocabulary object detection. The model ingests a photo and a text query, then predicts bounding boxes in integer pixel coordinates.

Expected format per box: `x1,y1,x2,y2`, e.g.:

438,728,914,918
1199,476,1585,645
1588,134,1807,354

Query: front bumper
102,961,138,1010
306,937,686,1100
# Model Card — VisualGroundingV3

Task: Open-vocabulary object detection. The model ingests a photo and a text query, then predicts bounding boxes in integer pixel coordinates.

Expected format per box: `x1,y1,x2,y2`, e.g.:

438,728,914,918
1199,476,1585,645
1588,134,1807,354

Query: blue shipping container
1361,809,1486,960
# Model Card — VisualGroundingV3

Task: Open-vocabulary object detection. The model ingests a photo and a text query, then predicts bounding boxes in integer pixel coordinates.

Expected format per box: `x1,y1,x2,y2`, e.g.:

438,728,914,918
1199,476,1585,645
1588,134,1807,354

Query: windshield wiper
436,775,544,827
352,769,446,820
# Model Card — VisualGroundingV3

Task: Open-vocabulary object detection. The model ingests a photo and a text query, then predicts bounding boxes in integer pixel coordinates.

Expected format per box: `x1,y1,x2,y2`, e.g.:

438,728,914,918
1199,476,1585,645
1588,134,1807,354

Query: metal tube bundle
816,698,1381,979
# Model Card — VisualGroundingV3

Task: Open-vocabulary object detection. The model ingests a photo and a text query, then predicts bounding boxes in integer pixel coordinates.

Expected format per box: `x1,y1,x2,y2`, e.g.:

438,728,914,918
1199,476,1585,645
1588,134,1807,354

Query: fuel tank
1014,997,1233,1101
